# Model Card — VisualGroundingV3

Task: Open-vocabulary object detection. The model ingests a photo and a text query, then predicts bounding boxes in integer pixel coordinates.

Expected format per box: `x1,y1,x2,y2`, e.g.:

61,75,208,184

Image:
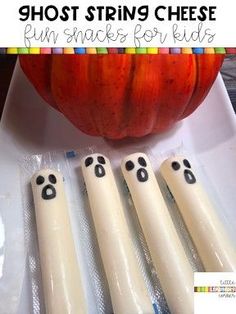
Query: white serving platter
0,60,236,314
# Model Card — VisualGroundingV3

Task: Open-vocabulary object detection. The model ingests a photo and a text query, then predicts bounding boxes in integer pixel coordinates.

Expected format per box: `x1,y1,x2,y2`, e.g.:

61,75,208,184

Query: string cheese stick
81,154,154,314
31,169,87,314
160,156,236,272
121,153,193,314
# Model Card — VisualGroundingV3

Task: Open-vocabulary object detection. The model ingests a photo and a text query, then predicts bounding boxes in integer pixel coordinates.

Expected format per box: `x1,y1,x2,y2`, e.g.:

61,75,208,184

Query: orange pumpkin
20,54,224,139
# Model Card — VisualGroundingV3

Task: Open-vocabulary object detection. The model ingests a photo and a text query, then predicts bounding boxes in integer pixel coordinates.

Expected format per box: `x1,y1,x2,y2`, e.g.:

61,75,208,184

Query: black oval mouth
137,168,148,182
95,164,106,178
42,184,56,200
184,169,196,184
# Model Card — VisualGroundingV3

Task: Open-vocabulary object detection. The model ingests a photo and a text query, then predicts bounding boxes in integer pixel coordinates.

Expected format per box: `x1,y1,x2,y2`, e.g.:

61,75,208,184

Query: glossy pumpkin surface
20,54,224,139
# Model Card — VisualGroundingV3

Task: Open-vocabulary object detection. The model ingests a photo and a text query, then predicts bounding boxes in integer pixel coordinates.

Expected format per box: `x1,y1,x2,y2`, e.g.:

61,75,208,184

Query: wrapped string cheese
81,153,154,314
160,156,236,272
31,169,87,314
121,152,193,314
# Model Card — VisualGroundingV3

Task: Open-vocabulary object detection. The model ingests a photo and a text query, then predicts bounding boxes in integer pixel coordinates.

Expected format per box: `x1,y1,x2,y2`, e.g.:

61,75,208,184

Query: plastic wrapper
157,150,236,272
17,144,236,313
20,150,110,314
0,138,26,314
0,202,26,314
19,147,169,313
65,147,168,313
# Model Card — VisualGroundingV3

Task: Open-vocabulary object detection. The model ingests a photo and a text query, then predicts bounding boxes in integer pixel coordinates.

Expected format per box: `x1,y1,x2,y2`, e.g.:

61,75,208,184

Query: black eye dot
138,157,147,167
85,157,93,167
36,175,44,185
171,161,181,171
183,159,191,168
49,174,57,184
125,160,135,171
97,156,106,164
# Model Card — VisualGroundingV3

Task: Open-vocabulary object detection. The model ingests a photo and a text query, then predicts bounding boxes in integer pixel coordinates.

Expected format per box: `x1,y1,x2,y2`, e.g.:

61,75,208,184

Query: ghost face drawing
124,155,149,183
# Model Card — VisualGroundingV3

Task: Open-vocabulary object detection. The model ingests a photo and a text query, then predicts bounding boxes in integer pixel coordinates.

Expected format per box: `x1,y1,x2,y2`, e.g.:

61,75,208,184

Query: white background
194,273,236,314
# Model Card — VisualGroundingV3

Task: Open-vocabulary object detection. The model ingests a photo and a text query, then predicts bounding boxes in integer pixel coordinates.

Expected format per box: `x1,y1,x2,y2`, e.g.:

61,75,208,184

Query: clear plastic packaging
158,152,236,272
17,145,236,313
0,145,26,314
20,148,169,313
0,200,26,314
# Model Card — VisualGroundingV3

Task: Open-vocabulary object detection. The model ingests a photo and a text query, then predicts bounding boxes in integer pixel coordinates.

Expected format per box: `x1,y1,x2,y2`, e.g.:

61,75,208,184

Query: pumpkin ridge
87,55,130,139
121,56,137,137
88,56,105,135
152,55,196,132
138,55,162,136
151,55,168,133
174,55,198,122
179,55,224,119
180,55,202,119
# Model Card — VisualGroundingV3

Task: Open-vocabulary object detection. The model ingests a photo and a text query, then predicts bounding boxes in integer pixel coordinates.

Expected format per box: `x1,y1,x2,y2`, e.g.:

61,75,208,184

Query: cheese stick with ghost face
81,154,154,314
121,153,193,314
160,156,236,272
31,169,87,314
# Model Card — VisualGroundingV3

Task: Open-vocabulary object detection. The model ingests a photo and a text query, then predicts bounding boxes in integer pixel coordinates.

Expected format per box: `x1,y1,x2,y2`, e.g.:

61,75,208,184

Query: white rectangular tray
0,60,236,314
